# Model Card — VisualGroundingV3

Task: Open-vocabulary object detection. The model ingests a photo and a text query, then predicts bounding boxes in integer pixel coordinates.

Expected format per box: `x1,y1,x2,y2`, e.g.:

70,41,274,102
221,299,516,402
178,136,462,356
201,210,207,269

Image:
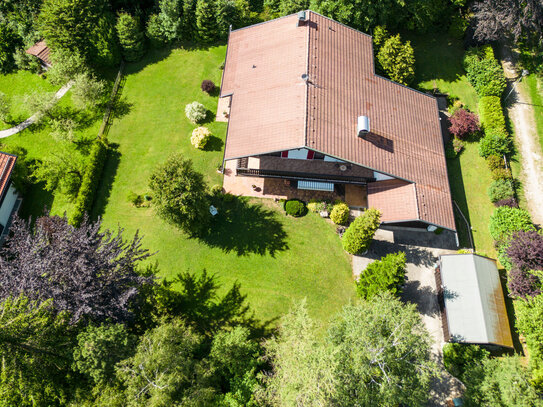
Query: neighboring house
219,10,456,233
25,40,52,69
0,152,21,245
436,253,513,349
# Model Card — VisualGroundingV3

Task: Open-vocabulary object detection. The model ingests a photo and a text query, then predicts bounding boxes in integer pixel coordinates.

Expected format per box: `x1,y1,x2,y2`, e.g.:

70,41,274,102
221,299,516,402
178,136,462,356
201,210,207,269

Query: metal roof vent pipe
297,11,307,26
358,116,370,138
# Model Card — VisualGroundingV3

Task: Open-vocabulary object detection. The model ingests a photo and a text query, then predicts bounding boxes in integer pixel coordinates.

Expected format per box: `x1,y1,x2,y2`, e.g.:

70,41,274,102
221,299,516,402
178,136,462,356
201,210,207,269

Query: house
436,253,513,349
0,152,21,245
25,40,52,69
219,11,456,233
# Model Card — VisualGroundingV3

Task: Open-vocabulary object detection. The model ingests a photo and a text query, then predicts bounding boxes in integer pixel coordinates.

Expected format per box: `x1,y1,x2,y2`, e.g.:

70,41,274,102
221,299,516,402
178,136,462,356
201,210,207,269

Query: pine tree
196,0,218,42
182,0,198,40
116,13,146,61
216,0,237,39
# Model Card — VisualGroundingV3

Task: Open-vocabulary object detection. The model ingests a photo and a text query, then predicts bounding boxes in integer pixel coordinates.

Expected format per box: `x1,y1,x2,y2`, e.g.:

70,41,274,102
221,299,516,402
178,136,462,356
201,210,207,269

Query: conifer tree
116,12,146,61
196,0,218,42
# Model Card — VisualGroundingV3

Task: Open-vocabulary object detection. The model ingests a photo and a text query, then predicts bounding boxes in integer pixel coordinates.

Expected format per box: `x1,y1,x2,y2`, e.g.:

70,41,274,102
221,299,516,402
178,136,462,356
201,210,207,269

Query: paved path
0,82,73,139
353,229,463,406
500,47,543,226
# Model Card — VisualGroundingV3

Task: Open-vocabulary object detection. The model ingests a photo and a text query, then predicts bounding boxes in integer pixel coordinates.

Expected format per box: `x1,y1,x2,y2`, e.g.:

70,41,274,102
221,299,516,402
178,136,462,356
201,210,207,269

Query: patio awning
297,180,334,191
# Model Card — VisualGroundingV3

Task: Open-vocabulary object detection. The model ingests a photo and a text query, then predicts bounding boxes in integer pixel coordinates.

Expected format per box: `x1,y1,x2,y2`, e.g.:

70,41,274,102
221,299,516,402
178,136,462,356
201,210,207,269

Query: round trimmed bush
191,126,211,149
330,202,350,225
185,101,207,123
342,208,381,254
488,179,514,203
486,155,504,171
284,200,306,217
201,80,215,93
478,128,512,158
491,167,512,181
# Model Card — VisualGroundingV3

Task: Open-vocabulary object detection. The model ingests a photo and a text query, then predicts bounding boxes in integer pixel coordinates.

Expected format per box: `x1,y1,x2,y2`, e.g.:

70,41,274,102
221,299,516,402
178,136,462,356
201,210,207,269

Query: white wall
0,185,18,227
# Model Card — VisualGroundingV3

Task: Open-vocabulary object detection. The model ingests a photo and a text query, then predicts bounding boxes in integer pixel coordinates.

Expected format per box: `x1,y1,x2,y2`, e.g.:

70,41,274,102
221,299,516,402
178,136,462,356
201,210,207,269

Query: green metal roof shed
439,253,513,348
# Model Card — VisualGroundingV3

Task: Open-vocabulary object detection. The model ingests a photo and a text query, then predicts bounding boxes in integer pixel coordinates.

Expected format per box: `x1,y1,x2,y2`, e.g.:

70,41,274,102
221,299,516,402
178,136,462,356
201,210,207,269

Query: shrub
508,268,541,299
0,92,10,123
443,343,489,379
488,179,514,203
127,192,144,207
185,101,207,123
201,80,215,93
478,96,506,132
307,200,327,213
489,206,534,243
330,202,350,225
506,231,543,273
486,155,504,171
478,129,512,158
70,140,108,227
342,208,381,254
190,126,211,149
284,200,306,217
495,197,519,208
452,137,464,153
376,34,415,86
356,252,406,299
448,109,480,139
491,167,512,180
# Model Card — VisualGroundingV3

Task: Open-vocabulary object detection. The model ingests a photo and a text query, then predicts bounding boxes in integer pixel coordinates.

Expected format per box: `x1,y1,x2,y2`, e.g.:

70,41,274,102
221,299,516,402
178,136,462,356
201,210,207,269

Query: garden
94,45,355,324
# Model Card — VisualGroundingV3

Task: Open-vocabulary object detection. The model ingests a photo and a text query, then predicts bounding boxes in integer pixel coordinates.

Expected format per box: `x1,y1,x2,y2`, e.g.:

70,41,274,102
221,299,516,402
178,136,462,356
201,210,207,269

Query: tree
73,323,134,386
0,214,152,323
377,34,415,86
0,22,19,73
182,0,198,40
196,0,218,42
48,49,87,86
71,72,107,111
146,0,184,44
148,153,210,235
463,356,542,406
0,296,75,406
261,294,437,406
342,208,381,254
116,12,145,62
215,0,238,39
0,91,11,123
356,251,406,299
448,109,480,139
39,0,120,67
278,0,309,15
23,91,58,123
116,319,217,406
32,145,85,197
516,294,543,385
473,0,543,47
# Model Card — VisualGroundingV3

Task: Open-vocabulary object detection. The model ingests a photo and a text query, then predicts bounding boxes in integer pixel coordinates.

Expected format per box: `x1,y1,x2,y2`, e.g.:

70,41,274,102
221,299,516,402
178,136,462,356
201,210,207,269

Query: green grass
0,70,58,130
523,74,543,152
408,32,496,256
0,88,105,218
407,32,479,112
97,45,355,324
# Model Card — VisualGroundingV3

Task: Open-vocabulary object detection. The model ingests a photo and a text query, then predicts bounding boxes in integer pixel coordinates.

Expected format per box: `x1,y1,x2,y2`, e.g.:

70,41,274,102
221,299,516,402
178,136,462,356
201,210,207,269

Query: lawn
97,45,355,324
409,32,496,256
523,74,543,152
0,85,105,218
0,70,58,130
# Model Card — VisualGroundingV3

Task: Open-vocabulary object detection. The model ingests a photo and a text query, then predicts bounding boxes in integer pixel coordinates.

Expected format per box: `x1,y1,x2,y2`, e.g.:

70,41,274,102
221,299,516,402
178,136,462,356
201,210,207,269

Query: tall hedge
478,96,506,132
69,140,108,226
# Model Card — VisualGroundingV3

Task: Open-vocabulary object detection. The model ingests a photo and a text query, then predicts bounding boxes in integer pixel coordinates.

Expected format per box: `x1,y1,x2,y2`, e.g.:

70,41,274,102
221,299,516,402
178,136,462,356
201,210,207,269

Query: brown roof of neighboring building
221,11,456,231
367,180,419,223
0,152,17,202
26,40,52,66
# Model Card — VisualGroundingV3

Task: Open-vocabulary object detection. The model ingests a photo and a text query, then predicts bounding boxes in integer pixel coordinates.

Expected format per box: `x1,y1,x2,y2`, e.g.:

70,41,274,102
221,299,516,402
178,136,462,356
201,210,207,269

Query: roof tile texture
367,180,419,223
221,11,455,230
0,152,16,199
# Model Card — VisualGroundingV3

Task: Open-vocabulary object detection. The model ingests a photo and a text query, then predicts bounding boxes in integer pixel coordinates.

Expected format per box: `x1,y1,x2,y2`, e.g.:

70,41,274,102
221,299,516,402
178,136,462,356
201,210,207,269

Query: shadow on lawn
446,155,474,249
200,196,289,257
91,144,121,221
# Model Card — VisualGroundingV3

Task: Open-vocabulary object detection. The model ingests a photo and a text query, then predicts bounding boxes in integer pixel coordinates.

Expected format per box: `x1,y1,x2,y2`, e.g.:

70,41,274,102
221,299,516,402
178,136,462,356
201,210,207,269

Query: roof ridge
470,254,490,344
303,11,312,150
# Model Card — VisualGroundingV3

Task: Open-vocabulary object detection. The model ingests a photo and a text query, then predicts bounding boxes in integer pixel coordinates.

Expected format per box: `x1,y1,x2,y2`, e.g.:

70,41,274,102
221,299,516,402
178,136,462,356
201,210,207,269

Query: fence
97,60,125,141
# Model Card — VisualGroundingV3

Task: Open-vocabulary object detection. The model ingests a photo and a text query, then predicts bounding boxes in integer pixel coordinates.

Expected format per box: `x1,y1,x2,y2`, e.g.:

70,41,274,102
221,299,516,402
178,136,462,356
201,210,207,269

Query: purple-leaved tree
0,214,152,323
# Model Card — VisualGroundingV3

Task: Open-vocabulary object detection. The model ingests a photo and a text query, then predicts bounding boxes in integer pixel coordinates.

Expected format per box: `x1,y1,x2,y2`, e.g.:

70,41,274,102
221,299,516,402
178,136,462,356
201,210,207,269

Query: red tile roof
26,40,52,66
367,180,419,223
0,152,16,201
221,11,456,231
